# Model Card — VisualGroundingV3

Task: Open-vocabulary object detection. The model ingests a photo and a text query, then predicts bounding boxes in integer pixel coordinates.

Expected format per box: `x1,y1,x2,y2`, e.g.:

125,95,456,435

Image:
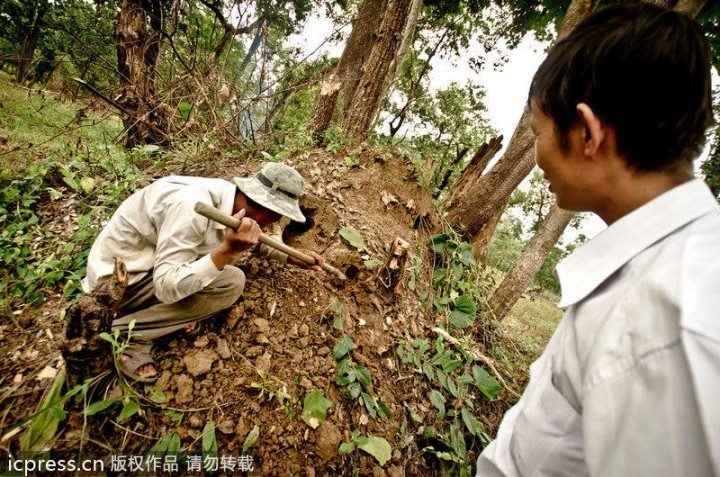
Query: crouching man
81,163,325,383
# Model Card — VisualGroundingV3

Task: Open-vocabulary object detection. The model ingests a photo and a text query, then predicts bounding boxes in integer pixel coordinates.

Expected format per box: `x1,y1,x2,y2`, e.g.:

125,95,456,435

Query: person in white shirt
81,163,325,383
476,3,719,476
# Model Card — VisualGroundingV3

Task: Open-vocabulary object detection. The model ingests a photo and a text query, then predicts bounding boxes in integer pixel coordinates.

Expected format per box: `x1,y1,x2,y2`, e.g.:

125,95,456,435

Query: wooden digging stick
194,202,347,280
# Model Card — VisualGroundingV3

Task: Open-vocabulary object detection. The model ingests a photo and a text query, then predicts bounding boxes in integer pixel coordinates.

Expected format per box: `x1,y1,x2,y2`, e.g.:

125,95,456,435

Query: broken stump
378,238,410,292
61,257,128,389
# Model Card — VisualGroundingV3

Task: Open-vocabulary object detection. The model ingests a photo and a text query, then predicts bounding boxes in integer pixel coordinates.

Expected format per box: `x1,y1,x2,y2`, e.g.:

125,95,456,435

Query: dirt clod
183,349,218,377
315,421,341,461
174,374,194,404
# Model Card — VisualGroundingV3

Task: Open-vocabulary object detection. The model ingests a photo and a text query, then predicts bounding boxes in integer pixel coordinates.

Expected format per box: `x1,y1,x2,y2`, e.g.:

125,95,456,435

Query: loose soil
0,149,523,475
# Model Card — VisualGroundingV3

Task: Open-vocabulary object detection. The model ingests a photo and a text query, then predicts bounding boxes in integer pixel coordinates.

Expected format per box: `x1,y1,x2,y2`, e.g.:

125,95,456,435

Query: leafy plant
339,430,392,466
301,390,332,429
426,231,488,329
332,336,391,420
397,333,499,474
331,300,344,330
339,227,367,252
242,425,260,452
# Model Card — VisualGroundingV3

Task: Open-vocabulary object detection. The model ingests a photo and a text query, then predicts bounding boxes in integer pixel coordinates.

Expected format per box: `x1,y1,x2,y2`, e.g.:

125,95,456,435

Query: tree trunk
445,135,503,209
16,1,49,84
446,108,536,240
116,0,175,148
477,0,706,321
445,0,600,243
309,0,421,142
487,205,573,322
471,206,505,260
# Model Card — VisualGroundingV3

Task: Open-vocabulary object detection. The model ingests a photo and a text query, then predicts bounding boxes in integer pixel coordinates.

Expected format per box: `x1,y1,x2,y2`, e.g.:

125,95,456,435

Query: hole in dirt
345,265,360,280
284,214,315,239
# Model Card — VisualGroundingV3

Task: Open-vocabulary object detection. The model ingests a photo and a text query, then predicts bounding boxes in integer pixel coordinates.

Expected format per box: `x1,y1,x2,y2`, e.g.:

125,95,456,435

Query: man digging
81,163,326,383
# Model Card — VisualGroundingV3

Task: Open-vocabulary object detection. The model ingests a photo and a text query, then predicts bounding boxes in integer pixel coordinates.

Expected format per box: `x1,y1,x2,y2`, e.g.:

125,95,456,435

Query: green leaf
178,102,192,120
363,259,384,268
357,436,392,466
148,433,172,456
146,385,168,404
118,400,140,422
20,370,67,452
346,382,361,399
461,408,484,438
339,441,356,454
85,398,120,416
362,392,378,418
422,362,434,381
449,295,476,328
430,389,446,418
162,410,184,424
336,359,356,385
339,227,366,251
443,358,463,373
473,366,502,399
354,365,371,388
446,377,460,398
242,425,260,452
333,314,344,330
332,335,355,360
167,433,182,454
301,390,332,429
260,151,276,162
63,175,79,190
202,421,217,456
331,300,343,313
137,144,161,154
430,233,451,253
377,401,392,420
458,242,475,266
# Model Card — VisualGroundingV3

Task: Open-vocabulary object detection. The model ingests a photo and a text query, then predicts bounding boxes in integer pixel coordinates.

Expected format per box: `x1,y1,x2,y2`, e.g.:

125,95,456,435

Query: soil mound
0,149,516,475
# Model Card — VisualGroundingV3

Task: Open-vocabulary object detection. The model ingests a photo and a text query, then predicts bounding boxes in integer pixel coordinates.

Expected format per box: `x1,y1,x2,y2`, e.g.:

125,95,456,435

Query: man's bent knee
205,266,245,310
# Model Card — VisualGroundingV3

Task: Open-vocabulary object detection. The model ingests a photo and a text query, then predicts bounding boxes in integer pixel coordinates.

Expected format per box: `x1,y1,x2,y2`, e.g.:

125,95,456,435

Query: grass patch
503,295,563,360
0,71,124,172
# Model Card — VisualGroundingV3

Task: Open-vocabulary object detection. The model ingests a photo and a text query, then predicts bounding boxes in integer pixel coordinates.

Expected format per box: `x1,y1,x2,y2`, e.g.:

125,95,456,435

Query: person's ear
576,103,605,157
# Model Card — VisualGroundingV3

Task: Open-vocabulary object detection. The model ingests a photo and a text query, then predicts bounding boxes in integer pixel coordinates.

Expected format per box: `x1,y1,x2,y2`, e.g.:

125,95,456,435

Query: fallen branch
432,327,522,400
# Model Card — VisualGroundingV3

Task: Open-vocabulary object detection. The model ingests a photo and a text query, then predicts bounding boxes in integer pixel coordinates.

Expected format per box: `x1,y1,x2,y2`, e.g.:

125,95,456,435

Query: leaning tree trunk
487,205,574,322
445,0,600,247
116,0,175,148
309,0,421,142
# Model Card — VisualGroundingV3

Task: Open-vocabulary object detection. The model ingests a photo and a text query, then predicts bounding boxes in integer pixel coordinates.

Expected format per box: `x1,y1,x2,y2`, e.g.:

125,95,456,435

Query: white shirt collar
556,179,718,308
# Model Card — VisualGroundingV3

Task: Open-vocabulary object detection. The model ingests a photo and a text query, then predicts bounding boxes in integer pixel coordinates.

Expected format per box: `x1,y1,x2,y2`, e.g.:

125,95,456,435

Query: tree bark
309,0,421,142
115,0,176,148
475,0,706,320
445,0,600,243
487,205,573,322
445,135,503,209
16,0,49,84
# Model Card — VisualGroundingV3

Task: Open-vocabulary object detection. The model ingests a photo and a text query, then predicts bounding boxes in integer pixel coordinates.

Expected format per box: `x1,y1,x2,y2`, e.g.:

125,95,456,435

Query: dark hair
529,2,713,171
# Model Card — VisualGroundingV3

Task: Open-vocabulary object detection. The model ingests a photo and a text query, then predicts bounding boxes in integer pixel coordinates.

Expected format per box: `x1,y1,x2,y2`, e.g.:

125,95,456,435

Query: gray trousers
113,266,246,342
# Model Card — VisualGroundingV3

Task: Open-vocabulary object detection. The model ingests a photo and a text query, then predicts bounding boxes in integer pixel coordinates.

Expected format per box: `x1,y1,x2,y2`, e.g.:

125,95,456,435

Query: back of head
529,2,713,171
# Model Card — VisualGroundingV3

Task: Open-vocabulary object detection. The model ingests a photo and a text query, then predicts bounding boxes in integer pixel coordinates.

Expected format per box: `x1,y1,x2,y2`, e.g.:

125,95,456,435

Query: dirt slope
0,149,518,475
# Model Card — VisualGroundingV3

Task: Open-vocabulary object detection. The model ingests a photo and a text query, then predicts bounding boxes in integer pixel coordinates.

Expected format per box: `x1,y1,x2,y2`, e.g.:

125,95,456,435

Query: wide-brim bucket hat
233,162,306,223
